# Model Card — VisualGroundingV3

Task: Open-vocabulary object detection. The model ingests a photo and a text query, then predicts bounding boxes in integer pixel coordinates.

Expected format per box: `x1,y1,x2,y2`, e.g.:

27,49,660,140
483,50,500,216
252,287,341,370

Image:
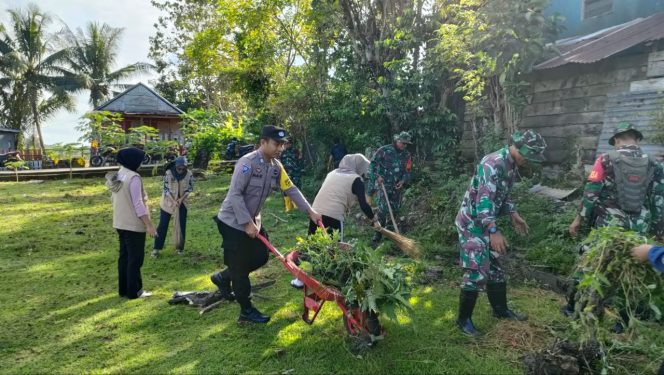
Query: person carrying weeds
151,156,194,258
367,131,413,247
455,130,547,337
631,244,664,375
564,123,664,327
290,153,381,289
105,147,157,299
210,125,322,324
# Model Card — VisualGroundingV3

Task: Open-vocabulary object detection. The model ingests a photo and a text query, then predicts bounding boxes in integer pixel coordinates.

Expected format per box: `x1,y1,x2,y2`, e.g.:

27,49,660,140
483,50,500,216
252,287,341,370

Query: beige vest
159,169,193,214
312,171,359,221
112,167,148,232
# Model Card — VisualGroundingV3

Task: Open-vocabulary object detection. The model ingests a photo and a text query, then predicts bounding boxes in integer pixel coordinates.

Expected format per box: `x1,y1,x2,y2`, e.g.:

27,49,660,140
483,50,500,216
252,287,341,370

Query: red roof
535,12,664,70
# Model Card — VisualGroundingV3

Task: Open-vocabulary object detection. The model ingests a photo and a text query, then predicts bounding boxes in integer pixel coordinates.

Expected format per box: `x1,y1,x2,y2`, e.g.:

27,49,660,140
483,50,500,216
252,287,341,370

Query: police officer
455,130,547,337
367,131,413,247
563,122,664,319
210,125,322,324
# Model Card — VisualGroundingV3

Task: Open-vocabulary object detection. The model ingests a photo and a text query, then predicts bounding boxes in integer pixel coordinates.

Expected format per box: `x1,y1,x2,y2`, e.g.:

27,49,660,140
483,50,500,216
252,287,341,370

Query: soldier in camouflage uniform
280,141,304,188
563,122,664,320
367,131,413,246
455,130,547,337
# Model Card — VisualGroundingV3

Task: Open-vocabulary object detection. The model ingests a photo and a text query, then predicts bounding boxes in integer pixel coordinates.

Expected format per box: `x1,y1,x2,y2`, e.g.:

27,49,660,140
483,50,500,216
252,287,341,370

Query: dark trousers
154,206,188,250
308,215,341,236
214,217,269,310
117,229,146,299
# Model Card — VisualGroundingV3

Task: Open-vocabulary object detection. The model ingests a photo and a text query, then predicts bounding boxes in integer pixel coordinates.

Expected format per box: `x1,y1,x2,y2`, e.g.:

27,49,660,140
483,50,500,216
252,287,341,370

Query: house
95,82,185,142
546,0,664,39
520,4,664,172
0,128,19,153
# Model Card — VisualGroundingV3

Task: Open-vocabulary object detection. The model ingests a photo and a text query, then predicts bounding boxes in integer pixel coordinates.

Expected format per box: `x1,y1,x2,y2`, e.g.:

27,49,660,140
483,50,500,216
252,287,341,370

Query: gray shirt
218,149,311,231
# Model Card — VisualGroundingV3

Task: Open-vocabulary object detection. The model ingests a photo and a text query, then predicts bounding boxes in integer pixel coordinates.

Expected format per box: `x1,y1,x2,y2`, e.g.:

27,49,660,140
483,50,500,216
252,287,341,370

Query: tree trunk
31,99,46,155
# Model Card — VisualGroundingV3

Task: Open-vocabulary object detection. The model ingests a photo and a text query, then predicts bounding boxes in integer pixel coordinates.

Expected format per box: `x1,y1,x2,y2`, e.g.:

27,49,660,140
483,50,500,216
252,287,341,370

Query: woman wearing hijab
151,156,194,258
291,153,380,289
105,147,157,299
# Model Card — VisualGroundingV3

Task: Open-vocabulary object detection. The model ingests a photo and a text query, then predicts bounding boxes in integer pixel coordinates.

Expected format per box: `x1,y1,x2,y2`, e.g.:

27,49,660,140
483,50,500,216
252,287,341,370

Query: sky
0,0,161,145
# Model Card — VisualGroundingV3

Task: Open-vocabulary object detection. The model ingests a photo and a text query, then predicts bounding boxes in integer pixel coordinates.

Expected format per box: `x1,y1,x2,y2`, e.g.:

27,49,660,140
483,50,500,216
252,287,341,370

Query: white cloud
0,0,160,144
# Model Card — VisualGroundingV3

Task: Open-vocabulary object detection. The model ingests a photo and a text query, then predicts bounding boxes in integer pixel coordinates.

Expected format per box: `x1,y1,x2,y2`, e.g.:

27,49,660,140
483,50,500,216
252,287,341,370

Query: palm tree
62,22,154,108
0,4,78,153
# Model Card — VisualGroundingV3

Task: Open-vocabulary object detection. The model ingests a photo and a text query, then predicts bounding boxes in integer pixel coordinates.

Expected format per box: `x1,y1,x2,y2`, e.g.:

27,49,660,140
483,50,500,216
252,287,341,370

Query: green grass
0,174,624,374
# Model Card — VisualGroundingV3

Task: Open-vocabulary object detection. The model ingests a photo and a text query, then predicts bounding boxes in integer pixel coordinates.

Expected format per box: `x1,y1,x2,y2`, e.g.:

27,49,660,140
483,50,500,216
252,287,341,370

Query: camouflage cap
608,122,643,146
511,129,547,163
393,131,413,144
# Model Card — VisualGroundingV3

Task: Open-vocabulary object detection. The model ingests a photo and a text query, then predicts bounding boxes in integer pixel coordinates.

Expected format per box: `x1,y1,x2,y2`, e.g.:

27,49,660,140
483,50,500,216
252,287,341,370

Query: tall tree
337,0,442,133
0,4,77,152
62,22,153,108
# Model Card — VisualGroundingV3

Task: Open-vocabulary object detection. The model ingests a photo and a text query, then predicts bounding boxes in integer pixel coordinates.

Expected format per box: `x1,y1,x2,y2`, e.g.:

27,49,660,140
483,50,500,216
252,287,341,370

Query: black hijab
117,147,145,172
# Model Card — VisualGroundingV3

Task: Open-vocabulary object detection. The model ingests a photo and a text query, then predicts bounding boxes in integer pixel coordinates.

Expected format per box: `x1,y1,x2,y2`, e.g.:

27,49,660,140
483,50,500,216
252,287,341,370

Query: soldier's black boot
561,279,579,318
371,232,382,248
456,290,481,337
612,309,630,334
561,289,576,318
487,282,528,321
210,272,235,301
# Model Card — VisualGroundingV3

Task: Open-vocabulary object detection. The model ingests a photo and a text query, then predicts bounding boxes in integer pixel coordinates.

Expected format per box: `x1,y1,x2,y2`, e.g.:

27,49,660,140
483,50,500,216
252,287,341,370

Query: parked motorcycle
90,146,118,167
224,139,255,160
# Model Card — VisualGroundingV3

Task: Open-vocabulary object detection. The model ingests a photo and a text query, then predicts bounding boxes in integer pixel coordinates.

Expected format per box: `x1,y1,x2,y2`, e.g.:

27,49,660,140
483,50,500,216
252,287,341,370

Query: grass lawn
0,174,646,374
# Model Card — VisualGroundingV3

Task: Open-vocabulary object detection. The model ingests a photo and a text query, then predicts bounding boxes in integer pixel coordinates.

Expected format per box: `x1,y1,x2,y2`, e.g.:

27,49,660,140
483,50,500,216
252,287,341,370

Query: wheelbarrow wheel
342,309,382,338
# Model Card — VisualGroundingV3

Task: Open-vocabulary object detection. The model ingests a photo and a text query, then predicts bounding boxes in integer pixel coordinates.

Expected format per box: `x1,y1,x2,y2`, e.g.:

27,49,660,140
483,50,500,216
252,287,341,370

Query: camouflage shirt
455,147,517,234
578,144,664,236
280,148,303,177
367,143,412,193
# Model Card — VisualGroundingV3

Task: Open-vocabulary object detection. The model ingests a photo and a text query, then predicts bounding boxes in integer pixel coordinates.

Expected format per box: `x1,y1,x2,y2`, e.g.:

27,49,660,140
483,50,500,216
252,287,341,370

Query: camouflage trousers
457,225,506,292
592,206,651,235
375,186,401,230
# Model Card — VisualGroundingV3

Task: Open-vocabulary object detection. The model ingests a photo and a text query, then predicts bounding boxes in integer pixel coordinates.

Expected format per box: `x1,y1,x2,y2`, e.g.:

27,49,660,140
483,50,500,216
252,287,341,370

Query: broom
375,182,420,258
374,225,420,258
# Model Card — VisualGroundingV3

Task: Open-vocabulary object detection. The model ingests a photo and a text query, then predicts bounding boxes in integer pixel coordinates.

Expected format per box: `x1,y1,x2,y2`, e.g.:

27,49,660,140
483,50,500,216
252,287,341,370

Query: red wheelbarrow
256,233,381,339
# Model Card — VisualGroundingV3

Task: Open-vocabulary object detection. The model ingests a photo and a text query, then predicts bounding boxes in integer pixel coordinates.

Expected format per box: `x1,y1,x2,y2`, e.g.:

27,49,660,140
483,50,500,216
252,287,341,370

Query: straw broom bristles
378,227,420,258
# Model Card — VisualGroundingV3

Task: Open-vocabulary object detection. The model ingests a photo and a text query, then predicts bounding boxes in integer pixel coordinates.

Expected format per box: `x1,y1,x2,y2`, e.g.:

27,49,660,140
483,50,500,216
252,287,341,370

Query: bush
401,151,471,258
72,157,86,168
498,180,578,275
180,109,247,168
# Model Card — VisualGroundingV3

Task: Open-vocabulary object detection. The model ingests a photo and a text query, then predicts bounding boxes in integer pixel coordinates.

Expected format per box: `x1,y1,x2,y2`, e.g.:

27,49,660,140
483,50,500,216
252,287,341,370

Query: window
583,0,613,20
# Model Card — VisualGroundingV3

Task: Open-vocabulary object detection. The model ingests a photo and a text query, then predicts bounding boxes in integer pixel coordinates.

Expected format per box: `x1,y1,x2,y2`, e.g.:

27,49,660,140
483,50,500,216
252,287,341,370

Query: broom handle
380,182,400,234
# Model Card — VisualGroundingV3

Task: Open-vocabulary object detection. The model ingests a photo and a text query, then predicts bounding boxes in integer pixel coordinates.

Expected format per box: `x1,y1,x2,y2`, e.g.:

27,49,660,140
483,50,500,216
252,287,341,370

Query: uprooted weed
572,226,664,371
525,226,664,374
293,229,412,320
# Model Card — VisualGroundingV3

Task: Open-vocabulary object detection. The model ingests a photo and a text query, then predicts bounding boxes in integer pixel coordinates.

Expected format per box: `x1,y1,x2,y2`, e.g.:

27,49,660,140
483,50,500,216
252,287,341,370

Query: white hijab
337,153,370,177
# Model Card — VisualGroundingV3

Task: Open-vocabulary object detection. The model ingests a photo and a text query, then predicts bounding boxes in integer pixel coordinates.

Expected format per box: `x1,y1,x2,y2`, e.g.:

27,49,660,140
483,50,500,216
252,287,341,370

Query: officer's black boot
456,290,481,337
238,301,270,324
210,272,235,301
487,282,528,321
